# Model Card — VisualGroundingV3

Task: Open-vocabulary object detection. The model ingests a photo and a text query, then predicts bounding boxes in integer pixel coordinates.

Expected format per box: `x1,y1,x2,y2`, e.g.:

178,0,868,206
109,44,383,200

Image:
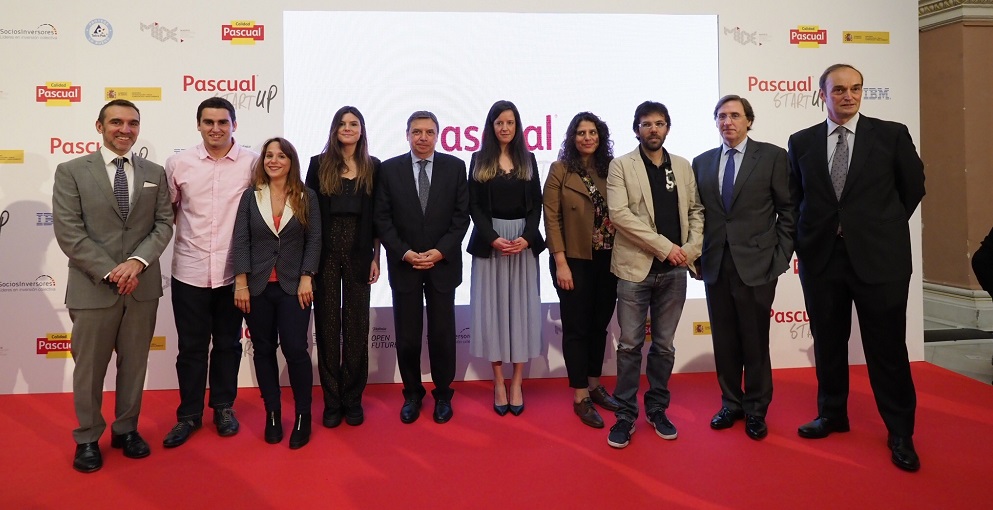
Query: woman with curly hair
543,112,622,428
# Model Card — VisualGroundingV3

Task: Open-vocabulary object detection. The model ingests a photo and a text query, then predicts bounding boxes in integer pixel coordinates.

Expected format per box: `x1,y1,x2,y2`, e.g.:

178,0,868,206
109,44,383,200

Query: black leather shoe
345,404,364,426
494,402,509,416
111,430,151,458
744,415,768,440
710,407,745,430
433,399,453,424
508,387,524,416
265,411,283,444
213,407,240,437
73,442,102,473
162,419,202,448
400,398,422,424
573,397,604,429
797,416,850,439
888,435,921,472
589,385,621,412
288,413,311,450
323,408,343,428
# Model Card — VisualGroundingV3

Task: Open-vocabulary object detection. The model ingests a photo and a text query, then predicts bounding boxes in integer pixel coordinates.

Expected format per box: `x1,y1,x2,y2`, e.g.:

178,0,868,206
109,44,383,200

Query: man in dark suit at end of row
788,64,926,472
374,111,470,425
693,95,794,442
53,99,174,472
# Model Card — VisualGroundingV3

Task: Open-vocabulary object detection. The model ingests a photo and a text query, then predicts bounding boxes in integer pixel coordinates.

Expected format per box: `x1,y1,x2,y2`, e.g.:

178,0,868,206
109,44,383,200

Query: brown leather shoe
573,397,604,428
589,385,621,412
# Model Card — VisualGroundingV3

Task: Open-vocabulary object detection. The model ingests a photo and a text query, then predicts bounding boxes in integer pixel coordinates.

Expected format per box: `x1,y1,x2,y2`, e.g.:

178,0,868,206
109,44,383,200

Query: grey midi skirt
469,217,542,363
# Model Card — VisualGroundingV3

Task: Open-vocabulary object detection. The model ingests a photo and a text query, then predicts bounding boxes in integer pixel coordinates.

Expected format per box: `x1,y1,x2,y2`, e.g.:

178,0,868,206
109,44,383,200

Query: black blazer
787,115,925,284
231,186,322,295
305,154,380,267
373,151,470,293
466,151,545,258
692,139,794,286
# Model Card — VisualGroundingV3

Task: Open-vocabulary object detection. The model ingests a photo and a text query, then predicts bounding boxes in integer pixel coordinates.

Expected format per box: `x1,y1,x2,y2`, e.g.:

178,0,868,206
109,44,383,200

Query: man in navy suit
788,64,925,471
693,95,794,441
374,111,470,424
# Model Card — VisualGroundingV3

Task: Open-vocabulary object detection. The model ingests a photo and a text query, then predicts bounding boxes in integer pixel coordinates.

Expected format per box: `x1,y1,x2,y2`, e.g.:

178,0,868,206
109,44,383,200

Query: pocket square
142,181,158,188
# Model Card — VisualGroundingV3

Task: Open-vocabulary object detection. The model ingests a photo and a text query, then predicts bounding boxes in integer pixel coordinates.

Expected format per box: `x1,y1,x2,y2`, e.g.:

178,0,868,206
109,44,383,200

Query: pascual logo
221,20,264,45
441,115,554,152
749,76,824,111
863,87,891,101
723,26,768,46
771,308,810,323
182,74,278,114
789,25,827,48
85,18,112,45
51,137,100,155
37,333,72,358
36,212,53,226
37,82,81,107
0,275,56,293
0,23,58,40
140,21,192,43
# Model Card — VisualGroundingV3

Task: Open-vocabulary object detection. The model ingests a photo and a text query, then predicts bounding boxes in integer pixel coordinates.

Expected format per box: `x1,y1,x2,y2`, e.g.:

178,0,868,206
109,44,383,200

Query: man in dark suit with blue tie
788,64,926,471
53,100,174,472
374,111,470,424
693,95,794,441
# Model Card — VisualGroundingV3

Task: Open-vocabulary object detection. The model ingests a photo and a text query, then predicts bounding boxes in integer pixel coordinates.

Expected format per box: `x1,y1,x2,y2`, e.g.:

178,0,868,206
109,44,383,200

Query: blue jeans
614,268,687,422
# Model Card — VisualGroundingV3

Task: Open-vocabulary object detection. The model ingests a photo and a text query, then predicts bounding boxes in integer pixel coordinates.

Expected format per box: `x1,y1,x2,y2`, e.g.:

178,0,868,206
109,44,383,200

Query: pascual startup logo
85,18,112,45
37,82,81,106
182,74,278,114
221,20,264,45
0,23,58,40
723,26,768,46
748,75,823,111
789,25,827,48
140,21,192,43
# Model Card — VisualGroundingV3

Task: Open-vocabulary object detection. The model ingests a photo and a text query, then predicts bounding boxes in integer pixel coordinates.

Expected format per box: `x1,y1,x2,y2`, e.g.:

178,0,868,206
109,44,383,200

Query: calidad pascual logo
221,20,264,45
37,333,72,358
789,25,827,48
85,18,112,45
37,82,81,107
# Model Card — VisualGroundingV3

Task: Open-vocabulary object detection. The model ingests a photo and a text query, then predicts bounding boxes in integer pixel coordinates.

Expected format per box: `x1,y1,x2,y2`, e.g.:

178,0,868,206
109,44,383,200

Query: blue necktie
113,157,129,220
722,148,736,211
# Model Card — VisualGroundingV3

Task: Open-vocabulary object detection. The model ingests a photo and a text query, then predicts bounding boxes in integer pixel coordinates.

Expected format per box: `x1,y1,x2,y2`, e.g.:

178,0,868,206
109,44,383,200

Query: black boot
288,413,311,449
264,410,283,444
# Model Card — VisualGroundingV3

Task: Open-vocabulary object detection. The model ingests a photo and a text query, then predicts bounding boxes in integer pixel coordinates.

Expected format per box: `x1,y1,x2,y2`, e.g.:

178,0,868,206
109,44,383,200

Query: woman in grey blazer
232,137,321,449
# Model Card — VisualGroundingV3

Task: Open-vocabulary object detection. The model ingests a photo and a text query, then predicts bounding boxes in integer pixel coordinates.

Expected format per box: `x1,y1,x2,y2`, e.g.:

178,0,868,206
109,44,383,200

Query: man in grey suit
692,95,794,441
53,99,174,473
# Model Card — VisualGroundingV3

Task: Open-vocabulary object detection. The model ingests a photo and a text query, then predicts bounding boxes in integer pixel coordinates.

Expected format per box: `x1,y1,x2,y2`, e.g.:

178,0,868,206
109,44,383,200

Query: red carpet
3,362,992,509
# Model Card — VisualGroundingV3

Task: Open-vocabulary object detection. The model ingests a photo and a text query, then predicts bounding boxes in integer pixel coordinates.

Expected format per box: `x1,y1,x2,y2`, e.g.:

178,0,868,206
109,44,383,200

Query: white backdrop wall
0,1,923,394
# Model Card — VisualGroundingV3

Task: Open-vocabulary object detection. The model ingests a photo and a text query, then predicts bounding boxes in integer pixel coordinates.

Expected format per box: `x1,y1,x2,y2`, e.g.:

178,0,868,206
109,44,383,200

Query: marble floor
923,319,993,384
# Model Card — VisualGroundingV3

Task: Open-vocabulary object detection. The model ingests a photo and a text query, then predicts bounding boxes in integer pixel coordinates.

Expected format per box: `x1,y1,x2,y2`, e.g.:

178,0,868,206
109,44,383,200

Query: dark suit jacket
373,151,470,293
305,155,380,267
693,138,794,286
53,152,174,309
231,185,322,296
466,152,545,258
788,115,925,284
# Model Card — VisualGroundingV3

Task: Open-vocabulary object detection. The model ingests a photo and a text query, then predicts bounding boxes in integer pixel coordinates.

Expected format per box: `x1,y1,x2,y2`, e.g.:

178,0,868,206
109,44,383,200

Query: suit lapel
256,185,279,235
803,122,833,200
844,116,874,200
87,152,124,220
130,156,150,217
398,154,425,218
700,148,722,210
630,151,655,224
731,140,760,210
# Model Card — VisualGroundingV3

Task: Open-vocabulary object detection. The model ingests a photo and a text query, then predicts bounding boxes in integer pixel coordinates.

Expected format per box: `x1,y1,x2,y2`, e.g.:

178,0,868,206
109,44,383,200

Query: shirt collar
100,146,130,167
721,137,748,155
826,112,860,136
197,139,241,161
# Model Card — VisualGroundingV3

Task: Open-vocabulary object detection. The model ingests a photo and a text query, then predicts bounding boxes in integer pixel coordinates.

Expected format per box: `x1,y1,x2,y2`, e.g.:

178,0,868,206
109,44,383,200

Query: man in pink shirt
162,97,257,448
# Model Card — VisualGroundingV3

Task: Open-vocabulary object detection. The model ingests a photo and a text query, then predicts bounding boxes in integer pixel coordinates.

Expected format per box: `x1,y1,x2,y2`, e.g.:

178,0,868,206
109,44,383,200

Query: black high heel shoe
494,383,509,416
508,386,524,416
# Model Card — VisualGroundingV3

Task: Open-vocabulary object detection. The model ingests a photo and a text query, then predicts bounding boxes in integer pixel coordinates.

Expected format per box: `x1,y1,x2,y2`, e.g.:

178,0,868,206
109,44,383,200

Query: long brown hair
252,137,311,229
318,106,375,196
473,100,533,183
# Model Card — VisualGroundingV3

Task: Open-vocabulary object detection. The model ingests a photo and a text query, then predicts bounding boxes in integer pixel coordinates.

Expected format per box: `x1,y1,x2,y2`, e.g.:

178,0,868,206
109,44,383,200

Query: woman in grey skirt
466,100,545,416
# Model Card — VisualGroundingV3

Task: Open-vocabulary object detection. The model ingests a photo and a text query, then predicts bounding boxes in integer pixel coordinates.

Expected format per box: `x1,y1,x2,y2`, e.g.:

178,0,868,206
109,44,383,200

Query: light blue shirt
718,138,748,196
826,112,859,169
411,152,434,195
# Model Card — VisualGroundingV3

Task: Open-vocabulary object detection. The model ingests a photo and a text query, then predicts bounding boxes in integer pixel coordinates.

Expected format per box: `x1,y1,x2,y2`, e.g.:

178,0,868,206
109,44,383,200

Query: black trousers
551,250,617,389
171,277,244,420
314,215,370,412
800,238,916,437
244,282,313,414
392,272,456,402
704,247,776,417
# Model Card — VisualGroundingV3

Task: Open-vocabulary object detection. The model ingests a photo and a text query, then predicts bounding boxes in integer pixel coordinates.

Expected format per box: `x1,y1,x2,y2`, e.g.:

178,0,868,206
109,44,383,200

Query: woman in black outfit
305,106,380,428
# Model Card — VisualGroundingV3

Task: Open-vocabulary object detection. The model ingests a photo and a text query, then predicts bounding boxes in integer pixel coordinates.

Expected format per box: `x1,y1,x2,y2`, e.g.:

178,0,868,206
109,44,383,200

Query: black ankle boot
264,410,283,444
288,413,311,449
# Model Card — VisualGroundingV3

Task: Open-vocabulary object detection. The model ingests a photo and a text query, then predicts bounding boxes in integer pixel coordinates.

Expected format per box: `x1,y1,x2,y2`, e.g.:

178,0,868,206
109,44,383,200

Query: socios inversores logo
85,18,113,45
